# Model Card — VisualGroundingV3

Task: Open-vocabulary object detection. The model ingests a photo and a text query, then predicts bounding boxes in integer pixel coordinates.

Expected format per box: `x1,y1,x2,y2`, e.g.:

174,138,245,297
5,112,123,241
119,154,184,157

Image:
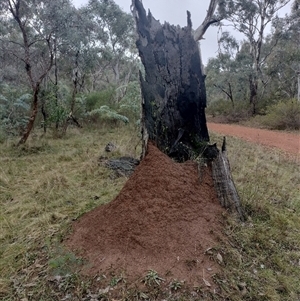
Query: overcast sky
72,0,291,64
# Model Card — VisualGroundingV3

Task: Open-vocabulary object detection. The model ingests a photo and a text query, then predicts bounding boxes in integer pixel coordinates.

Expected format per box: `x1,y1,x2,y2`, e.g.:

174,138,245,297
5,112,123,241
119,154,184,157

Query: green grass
0,126,299,300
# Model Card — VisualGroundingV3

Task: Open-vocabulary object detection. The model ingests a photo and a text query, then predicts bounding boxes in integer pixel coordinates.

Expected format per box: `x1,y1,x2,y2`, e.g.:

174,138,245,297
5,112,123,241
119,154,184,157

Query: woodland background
0,0,299,144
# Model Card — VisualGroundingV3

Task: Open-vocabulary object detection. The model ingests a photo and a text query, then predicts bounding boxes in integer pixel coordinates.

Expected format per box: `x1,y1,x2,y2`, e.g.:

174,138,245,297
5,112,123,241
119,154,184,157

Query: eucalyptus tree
263,26,300,100
205,56,240,106
291,0,300,101
270,0,300,100
220,0,292,114
86,0,137,99
206,34,261,108
205,32,244,106
65,4,109,96
57,5,102,116
32,0,85,131
0,0,78,143
253,2,300,102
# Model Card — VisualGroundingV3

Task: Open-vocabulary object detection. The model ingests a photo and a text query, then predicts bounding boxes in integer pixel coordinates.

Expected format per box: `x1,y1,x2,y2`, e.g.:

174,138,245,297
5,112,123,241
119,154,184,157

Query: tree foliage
0,0,299,140
0,0,139,141
206,0,299,124
215,0,294,114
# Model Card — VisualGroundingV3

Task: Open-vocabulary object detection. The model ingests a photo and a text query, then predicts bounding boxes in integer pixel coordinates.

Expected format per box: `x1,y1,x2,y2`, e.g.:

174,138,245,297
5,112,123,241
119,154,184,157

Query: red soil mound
66,143,226,286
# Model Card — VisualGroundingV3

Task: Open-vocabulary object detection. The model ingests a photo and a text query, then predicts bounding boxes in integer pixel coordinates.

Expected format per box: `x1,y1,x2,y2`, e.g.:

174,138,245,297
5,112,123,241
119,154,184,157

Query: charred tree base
146,138,246,221
132,0,245,221
61,112,82,136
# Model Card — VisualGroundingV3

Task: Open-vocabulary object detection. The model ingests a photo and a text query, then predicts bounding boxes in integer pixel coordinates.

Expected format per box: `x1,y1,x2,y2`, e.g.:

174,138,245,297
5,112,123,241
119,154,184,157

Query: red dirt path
66,143,226,287
208,122,300,155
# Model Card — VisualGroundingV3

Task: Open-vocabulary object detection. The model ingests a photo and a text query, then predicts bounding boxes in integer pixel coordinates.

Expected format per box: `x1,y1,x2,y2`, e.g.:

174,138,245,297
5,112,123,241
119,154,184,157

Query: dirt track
208,122,300,155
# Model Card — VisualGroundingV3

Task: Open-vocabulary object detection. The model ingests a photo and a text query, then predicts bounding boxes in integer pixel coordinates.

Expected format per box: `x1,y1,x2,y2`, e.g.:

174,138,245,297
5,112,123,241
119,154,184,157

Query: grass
0,124,299,300
0,124,140,300
211,133,300,301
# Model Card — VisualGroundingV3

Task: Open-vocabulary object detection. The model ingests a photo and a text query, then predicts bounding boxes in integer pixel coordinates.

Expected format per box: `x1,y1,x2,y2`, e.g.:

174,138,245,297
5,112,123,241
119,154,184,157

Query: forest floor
208,122,300,157
1,124,300,301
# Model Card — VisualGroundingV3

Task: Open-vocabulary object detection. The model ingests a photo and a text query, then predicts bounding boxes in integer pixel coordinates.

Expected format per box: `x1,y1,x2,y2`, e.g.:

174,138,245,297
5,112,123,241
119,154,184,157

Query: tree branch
0,37,24,48
193,0,220,41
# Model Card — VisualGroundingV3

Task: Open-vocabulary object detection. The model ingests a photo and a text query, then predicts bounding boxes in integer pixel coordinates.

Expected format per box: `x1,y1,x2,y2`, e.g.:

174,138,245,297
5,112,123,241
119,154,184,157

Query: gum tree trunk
18,87,40,145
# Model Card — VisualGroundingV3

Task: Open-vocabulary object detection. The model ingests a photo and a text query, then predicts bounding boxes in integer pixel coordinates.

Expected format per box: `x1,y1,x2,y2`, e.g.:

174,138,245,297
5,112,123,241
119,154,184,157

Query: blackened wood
132,0,209,160
211,137,246,221
132,1,244,219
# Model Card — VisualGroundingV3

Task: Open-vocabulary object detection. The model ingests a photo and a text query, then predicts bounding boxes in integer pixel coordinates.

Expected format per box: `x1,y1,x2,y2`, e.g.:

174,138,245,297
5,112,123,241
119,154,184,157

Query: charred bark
132,0,245,219
54,37,59,130
41,95,48,134
249,74,258,115
62,112,82,135
71,51,80,114
132,0,209,161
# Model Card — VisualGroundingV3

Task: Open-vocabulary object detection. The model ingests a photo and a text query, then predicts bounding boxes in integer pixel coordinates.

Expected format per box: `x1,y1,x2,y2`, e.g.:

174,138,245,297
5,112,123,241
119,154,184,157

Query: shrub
85,87,116,112
39,83,71,130
84,83,141,126
206,99,230,117
119,81,141,123
87,105,129,125
207,99,251,123
0,84,31,137
258,99,300,130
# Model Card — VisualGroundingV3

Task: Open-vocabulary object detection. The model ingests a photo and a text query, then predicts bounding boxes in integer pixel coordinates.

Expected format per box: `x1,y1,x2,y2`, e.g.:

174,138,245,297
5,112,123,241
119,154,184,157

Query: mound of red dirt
66,143,226,286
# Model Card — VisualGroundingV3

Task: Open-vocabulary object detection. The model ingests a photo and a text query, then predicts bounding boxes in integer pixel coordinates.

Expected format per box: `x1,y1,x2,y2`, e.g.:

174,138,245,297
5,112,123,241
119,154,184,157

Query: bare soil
208,122,300,156
66,142,226,287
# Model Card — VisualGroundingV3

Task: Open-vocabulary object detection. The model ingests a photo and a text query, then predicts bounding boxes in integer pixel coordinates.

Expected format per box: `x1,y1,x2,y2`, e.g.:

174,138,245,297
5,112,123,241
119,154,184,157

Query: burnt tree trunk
132,0,245,221
132,0,209,161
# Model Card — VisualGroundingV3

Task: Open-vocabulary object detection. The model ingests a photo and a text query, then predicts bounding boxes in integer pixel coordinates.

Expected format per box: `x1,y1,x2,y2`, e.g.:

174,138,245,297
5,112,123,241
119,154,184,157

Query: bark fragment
211,137,246,221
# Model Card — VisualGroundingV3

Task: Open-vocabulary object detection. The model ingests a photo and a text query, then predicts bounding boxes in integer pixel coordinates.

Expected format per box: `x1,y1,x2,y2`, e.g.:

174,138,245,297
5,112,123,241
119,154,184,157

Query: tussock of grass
0,127,299,300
